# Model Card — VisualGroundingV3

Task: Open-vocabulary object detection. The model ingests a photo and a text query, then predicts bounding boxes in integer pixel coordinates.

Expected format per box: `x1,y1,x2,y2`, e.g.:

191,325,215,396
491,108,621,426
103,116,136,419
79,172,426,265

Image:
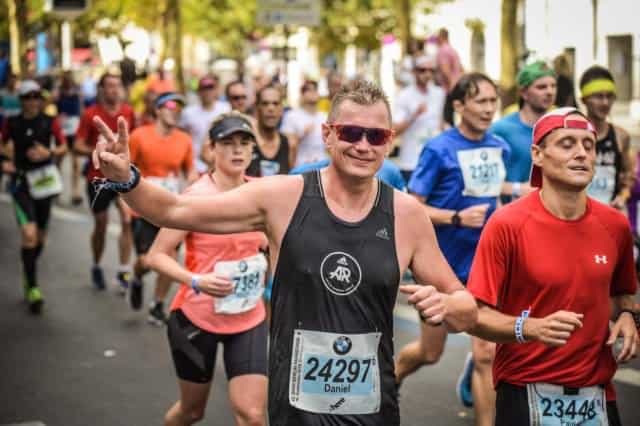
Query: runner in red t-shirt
145,113,268,426
467,108,639,426
74,72,136,292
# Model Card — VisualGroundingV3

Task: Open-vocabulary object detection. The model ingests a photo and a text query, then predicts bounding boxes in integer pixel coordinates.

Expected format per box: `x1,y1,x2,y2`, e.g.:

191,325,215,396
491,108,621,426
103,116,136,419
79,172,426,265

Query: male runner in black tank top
1,80,67,314
92,79,478,425
246,85,292,177
580,66,634,208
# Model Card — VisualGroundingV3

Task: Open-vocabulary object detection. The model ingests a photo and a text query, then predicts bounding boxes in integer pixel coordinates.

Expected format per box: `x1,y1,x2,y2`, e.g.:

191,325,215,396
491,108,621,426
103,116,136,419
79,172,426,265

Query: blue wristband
515,309,530,343
191,275,201,295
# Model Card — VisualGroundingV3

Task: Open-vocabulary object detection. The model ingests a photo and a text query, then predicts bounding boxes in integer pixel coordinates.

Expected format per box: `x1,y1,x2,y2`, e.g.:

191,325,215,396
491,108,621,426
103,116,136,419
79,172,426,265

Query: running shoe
147,301,167,326
27,287,44,314
456,352,474,408
115,271,132,296
91,265,106,290
128,277,143,311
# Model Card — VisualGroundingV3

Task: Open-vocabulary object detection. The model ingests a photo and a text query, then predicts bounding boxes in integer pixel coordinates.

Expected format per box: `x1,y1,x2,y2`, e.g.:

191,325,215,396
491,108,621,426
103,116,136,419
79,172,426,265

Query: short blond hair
328,79,392,125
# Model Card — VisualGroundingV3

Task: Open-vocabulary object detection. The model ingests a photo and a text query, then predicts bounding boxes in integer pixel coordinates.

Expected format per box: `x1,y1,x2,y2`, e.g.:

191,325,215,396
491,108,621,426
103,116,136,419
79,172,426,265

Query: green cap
517,61,556,88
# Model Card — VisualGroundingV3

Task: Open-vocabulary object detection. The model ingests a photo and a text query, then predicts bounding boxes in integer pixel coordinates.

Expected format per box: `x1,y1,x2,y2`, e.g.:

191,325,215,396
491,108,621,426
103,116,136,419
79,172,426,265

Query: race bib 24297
289,329,381,415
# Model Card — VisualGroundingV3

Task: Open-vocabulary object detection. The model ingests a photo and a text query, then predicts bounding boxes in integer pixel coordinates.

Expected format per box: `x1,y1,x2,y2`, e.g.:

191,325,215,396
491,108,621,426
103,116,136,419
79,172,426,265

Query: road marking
1,422,47,426
614,367,640,387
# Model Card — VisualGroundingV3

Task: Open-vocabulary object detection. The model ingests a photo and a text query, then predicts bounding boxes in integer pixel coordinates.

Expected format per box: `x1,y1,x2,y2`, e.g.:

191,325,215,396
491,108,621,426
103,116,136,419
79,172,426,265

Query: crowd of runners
1,31,640,425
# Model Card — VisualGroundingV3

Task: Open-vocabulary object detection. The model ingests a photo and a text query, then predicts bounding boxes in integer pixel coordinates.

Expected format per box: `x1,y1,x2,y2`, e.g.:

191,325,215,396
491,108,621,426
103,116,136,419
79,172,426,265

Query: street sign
257,0,321,27
45,0,90,19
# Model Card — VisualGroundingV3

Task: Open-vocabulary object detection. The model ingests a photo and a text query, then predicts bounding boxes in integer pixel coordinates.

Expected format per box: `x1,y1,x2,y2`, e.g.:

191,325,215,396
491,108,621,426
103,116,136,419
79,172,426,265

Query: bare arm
92,115,283,236
612,293,637,318
471,301,584,346
608,294,639,362
412,193,489,228
145,227,191,284
393,105,424,136
285,132,299,168
398,196,477,333
146,227,234,298
74,136,93,156
614,126,635,204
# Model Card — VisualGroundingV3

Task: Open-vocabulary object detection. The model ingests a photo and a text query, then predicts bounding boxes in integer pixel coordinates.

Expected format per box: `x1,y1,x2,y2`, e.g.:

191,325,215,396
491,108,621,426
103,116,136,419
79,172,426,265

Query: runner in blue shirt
490,61,556,203
396,73,509,426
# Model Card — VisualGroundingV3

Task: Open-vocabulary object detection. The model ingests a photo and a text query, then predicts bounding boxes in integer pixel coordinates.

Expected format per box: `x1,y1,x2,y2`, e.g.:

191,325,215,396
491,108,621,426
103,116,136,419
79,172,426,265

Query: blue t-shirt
409,127,510,281
289,158,407,192
490,112,532,183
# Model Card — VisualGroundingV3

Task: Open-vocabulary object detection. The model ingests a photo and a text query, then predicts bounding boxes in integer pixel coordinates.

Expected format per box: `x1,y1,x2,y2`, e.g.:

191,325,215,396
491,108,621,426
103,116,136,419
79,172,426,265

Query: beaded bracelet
515,309,530,343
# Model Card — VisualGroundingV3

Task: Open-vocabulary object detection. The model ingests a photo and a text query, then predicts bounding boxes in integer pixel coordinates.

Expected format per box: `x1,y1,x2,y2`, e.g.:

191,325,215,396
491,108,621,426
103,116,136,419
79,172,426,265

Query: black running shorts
10,179,53,230
86,180,118,214
495,382,622,426
131,217,159,255
167,309,268,384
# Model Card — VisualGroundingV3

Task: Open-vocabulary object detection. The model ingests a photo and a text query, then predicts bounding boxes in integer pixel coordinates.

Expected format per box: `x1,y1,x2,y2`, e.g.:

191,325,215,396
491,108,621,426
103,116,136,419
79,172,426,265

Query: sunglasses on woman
328,124,392,146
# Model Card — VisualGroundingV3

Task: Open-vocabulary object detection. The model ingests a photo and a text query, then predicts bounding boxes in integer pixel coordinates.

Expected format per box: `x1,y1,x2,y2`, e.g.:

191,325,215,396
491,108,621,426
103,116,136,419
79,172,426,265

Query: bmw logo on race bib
238,260,248,273
320,251,362,296
333,336,353,355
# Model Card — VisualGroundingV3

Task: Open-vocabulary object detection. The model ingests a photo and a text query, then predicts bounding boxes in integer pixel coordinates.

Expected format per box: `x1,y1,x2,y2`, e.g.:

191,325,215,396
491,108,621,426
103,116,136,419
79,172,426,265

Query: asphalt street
0,160,639,425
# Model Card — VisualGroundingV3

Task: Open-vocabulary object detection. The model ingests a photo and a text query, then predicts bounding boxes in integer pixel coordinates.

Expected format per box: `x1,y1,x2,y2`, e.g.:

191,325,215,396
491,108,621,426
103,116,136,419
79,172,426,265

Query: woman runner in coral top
146,112,268,426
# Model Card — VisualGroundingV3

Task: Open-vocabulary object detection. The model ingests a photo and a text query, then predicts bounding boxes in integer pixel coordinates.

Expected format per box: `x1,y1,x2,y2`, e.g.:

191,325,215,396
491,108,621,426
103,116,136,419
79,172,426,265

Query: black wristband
104,164,141,193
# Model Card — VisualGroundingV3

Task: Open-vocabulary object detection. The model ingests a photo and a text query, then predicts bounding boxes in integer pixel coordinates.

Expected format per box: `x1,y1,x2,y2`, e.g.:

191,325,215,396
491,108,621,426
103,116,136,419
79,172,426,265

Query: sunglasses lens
366,129,388,145
335,125,389,145
337,125,365,143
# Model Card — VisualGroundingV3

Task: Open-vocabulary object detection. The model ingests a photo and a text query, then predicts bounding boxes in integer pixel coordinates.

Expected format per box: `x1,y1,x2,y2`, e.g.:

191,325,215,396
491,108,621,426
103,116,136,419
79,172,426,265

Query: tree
500,0,520,110
4,0,50,78
312,0,449,66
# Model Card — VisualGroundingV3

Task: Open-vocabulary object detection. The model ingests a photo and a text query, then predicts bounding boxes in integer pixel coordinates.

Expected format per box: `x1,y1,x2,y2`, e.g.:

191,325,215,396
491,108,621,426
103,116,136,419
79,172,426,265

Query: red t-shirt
467,191,637,388
76,103,135,180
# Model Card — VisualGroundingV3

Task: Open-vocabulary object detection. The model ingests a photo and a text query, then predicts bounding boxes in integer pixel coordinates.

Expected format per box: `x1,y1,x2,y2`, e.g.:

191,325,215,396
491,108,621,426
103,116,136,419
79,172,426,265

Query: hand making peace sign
91,116,132,182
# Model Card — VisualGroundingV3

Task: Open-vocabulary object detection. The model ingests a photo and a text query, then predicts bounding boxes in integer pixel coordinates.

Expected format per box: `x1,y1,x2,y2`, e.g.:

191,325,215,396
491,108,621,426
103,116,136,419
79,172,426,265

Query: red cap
530,107,596,187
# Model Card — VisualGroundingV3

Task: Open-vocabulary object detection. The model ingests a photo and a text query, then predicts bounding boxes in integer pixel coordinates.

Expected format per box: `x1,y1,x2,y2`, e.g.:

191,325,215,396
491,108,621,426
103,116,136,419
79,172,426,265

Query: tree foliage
311,0,449,60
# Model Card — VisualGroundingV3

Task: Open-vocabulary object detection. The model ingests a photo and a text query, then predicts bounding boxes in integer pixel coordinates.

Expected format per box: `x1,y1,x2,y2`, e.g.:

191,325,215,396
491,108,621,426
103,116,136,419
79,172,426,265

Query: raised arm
92,115,271,235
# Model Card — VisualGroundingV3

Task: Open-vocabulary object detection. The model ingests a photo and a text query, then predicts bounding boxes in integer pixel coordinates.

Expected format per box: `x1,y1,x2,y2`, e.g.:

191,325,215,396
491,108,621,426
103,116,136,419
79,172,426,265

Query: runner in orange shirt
145,112,268,425
128,92,196,324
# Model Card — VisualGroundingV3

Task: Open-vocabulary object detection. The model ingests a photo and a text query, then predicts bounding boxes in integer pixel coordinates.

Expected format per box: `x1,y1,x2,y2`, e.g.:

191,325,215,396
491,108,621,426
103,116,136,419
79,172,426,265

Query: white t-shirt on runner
393,82,445,171
180,101,231,173
281,108,328,167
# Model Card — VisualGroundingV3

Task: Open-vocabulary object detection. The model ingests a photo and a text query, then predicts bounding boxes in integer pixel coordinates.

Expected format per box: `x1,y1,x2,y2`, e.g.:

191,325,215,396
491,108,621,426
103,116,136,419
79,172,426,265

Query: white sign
257,0,321,26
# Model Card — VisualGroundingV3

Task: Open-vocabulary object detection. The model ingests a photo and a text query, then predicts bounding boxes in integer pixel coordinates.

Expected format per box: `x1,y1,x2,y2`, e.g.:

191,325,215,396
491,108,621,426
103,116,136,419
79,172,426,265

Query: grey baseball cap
208,115,255,141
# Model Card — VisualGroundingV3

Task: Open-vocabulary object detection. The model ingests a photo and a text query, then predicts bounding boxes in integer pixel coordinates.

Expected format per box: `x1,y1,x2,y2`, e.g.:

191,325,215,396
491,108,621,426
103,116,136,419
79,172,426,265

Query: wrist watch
451,211,461,227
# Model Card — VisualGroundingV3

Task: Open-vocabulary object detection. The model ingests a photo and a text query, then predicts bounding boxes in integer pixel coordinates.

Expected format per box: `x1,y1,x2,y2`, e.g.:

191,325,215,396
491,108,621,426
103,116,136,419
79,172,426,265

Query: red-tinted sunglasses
329,124,392,146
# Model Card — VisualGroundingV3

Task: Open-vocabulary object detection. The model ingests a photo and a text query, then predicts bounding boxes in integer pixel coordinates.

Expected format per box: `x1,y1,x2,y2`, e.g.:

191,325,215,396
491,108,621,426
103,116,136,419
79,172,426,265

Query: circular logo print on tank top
320,251,362,296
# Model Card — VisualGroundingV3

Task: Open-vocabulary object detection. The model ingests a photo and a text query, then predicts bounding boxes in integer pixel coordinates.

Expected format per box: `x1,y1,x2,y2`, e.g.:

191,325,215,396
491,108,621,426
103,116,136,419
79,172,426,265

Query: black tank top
269,171,400,426
589,125,622,202
246,133,290,177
